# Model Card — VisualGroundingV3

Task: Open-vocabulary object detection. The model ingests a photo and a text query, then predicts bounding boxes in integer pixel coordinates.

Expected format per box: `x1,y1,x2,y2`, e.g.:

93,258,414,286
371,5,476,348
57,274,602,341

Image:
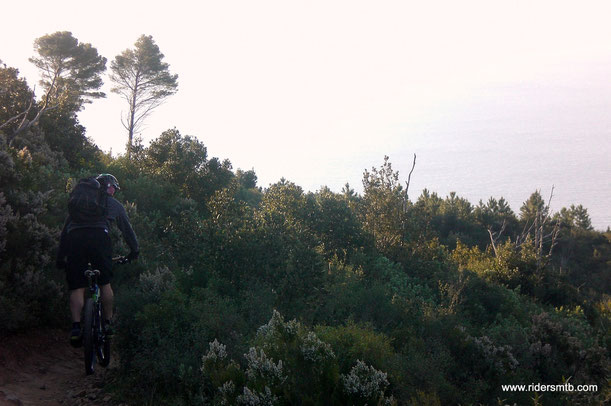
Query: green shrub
199,310,398,405
114,279,248,405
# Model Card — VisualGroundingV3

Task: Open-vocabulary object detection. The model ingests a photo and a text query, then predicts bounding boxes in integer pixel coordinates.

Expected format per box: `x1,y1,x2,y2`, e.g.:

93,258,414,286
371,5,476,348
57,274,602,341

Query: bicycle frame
81,257,127,375
83,265,110,375
85,268,101,300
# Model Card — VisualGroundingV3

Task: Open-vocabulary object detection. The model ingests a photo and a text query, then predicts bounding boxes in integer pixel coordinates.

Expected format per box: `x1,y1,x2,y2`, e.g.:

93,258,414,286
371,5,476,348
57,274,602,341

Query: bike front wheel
83,298,95,375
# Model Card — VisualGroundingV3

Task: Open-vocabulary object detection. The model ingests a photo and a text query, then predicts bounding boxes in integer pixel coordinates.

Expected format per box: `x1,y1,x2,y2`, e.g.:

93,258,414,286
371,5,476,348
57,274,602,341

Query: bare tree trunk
400,154,417,246
127,84,138,159
402,153,417,213
127,109,135,158
487,219,507,258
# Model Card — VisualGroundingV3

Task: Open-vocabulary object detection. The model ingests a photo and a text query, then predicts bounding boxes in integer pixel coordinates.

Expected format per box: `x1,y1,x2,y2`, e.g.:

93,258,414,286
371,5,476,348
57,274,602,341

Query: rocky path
0,330,125,406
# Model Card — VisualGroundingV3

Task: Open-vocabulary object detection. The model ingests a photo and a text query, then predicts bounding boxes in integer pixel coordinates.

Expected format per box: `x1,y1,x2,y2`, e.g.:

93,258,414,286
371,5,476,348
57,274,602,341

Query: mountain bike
82,256,128,375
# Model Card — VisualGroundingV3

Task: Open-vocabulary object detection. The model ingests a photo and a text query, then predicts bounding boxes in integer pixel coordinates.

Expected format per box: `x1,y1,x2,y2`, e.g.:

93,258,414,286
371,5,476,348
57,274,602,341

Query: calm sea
317,84,611,231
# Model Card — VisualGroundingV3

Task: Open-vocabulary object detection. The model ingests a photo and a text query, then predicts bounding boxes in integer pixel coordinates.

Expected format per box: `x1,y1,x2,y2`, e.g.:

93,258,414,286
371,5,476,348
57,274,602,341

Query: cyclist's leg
66,229,90,320
100,283,114,320
70,288,86,322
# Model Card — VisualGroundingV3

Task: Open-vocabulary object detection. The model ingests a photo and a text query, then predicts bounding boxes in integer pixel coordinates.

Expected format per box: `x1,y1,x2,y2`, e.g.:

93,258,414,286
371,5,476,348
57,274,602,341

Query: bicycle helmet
96,173,121,190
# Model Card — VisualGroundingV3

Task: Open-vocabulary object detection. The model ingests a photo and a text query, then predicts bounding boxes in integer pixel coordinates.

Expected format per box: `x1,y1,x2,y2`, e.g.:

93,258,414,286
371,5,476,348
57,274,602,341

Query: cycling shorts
65,228,113,290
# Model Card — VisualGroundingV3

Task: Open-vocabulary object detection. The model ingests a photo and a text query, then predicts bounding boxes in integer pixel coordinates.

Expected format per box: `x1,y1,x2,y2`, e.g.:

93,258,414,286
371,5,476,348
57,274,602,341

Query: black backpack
68,177,108,224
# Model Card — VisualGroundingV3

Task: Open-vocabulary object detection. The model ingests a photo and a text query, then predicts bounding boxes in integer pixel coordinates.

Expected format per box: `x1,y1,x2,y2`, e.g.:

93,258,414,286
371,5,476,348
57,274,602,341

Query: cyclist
56,173,139,347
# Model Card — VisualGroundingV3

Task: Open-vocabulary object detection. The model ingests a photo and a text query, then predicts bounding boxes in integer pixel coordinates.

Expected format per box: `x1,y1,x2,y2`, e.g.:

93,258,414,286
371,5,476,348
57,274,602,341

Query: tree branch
0,102,32,131
487,218,507,257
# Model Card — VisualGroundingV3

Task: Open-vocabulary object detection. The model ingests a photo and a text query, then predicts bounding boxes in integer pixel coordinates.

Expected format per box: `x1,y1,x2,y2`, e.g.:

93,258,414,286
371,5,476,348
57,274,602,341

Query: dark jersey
58,196,139,258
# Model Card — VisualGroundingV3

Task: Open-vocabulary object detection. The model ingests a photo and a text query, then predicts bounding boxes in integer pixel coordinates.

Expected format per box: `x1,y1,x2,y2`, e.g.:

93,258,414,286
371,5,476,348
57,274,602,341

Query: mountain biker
56,173,139,347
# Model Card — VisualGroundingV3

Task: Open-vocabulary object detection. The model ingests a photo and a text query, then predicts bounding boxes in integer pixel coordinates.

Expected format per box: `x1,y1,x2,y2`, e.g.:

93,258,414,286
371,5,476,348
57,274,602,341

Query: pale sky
2,0,611,229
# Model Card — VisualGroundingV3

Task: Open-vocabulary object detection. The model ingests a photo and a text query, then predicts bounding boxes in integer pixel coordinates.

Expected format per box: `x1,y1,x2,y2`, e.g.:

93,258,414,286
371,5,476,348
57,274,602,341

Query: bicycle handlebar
112,256,130,265
84,256,129,281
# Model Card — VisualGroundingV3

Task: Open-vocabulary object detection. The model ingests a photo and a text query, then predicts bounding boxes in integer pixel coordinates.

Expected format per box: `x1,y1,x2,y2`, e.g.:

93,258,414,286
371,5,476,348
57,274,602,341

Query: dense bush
199,311,396,406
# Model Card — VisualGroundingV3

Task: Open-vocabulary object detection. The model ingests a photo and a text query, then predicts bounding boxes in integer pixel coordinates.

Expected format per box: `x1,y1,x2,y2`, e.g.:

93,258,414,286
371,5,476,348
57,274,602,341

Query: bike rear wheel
83,298,95,375
97,306,111,367
97,339,111,367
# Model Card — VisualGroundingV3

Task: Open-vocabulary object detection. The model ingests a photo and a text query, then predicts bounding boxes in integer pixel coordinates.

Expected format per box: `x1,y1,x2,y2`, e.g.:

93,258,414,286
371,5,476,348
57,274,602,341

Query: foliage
0,110,70,335
361,156,406,256
30,31,107,110
200,310,395,406
0,64,36,136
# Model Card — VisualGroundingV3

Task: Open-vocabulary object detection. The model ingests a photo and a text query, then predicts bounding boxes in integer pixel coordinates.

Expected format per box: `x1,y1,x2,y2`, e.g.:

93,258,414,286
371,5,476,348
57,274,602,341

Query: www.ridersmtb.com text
502,383,598,392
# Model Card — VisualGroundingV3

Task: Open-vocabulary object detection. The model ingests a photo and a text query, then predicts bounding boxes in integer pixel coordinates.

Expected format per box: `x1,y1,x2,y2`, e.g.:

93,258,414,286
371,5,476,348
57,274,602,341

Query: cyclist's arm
114,202,139,254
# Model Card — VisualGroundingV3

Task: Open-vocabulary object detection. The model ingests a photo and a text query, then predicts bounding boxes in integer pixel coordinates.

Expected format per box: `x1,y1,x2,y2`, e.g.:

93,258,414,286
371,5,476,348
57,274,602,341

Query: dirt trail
0,329,125,406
